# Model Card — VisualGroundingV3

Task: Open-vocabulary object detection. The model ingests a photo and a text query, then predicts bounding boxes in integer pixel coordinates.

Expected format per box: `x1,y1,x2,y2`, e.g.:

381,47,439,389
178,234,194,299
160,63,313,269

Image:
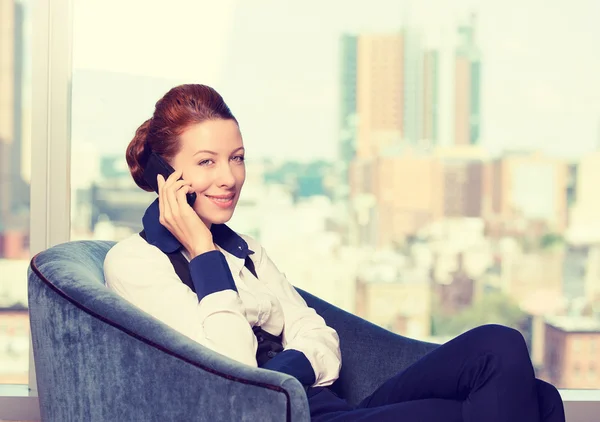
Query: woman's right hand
157,170,216,258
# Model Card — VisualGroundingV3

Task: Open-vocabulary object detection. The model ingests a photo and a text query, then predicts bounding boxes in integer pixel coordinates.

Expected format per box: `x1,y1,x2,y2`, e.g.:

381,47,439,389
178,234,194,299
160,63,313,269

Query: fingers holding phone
157,170,215,258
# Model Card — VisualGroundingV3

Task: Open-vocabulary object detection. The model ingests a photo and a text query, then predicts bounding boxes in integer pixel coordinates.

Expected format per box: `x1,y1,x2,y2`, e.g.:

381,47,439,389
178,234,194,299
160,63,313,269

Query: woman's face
170,119,245,227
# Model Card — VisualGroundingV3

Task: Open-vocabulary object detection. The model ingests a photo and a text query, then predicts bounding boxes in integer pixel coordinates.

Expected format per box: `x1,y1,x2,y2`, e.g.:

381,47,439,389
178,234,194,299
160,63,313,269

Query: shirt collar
141,199,253,259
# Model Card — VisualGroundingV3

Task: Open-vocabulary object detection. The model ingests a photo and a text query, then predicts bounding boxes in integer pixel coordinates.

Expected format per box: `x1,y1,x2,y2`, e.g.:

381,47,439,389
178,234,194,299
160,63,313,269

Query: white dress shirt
103,232,342,387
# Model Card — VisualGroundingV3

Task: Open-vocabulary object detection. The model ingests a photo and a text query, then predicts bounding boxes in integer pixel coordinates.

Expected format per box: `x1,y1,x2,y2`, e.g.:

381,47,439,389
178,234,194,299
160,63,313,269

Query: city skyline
65,0,600,161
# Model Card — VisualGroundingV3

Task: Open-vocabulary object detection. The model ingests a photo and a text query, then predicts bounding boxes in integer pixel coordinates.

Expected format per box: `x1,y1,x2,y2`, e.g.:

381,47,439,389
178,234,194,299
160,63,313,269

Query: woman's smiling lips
205,193,235,208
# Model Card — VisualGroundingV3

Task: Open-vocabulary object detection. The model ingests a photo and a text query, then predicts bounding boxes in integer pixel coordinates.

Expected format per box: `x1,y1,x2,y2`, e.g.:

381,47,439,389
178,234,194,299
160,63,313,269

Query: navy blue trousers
308,324,565,422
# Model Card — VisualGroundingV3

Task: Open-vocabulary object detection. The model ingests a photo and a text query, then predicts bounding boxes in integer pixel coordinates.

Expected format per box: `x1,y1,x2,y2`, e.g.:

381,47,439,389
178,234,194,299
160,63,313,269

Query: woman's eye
198,159,214,166
232,155,245,163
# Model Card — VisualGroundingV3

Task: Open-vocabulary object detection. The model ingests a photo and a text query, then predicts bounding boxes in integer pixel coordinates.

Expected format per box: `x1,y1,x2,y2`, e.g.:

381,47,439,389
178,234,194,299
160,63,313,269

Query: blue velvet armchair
28,240,438,421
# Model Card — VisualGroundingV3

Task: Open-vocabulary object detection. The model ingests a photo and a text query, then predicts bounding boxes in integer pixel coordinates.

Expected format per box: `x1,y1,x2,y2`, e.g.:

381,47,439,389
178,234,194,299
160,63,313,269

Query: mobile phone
142,152,197,206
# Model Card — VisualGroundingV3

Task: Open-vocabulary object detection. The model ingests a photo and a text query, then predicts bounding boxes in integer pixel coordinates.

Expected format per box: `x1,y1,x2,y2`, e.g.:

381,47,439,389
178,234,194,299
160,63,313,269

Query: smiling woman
124,84,247,256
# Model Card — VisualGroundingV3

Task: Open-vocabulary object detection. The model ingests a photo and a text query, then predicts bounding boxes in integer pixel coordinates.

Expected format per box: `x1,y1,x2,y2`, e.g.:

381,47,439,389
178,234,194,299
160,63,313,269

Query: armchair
28,240,438,421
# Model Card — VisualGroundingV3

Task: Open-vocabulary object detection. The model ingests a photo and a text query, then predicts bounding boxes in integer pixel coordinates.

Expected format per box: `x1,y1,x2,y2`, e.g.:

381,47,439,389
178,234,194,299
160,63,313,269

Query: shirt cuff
189,250,237,300
261,350,316,386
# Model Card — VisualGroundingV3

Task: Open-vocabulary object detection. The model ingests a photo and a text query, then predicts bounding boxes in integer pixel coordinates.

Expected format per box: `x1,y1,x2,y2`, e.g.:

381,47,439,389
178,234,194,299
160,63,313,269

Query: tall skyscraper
402,28,424,145
454,13,482,146
0,0,16,231
355,32,406,159
11,0,24,208
350,28,443,160
339,34,358,174
422,50,439,144
0,0,25,234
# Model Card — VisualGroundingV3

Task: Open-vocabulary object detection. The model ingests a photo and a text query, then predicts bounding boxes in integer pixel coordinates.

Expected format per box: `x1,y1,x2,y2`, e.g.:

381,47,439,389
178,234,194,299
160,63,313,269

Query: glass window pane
71,0,600,390
0,0,31,385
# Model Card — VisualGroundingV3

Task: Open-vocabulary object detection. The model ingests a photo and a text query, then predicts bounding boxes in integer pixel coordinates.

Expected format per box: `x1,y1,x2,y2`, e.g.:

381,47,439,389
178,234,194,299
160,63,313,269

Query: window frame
27,0,73,394
0,0,598,420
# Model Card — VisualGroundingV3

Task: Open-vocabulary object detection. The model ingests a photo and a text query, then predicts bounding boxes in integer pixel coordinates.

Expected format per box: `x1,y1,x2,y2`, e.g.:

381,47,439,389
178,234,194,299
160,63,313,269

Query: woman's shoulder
104,232,171,273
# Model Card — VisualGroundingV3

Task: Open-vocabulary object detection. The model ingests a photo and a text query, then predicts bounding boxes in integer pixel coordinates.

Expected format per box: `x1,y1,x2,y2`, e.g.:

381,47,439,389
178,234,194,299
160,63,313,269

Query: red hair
126,84,237,191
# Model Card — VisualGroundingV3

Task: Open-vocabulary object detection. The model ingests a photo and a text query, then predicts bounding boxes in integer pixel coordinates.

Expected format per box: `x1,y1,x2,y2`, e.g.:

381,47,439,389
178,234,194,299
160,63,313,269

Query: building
433,270,475,316
441,159,484,217
486,151,569,237
422,50,439,145
436,145,489,219
0,0,16,228
402,28,424,146
349,151,444,247
501,248,565,308
355,33,406,158
0,257,29,384
562,243,600,304
0,229,28,259
0,307,28,384
339,34,358,178
349,145,490,248
433,253,476,316
544,316,600,389
0,0,27,235
0,0,29,384
564,151,600,305
454,13,482,146
567,151,600,243
355,270,432,340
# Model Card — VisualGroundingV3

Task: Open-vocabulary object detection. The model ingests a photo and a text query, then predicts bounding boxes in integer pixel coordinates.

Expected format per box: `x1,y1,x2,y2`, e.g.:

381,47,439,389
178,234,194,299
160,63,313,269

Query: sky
66,0,600,161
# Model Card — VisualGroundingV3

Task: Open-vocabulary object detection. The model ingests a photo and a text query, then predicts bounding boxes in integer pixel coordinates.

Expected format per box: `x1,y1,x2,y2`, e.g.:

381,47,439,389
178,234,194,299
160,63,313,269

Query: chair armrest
28,267,310,422
298,288,439,406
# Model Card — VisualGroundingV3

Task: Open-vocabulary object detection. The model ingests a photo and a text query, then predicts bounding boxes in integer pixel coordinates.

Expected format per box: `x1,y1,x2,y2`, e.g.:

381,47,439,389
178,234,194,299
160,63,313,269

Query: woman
104,84,565,421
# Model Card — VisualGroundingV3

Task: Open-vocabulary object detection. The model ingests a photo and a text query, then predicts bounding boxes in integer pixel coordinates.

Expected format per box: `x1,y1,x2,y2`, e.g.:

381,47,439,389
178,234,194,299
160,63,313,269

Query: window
70,0,600,394
0,0,31,386
573,338,583,354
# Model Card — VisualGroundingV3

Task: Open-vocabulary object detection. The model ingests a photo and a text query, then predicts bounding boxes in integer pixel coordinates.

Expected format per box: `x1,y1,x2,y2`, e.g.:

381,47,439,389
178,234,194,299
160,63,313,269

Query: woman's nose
215,162,236,187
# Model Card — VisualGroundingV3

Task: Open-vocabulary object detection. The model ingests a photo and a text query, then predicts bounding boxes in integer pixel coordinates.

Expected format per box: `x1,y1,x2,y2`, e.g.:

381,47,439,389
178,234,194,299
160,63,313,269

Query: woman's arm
254,245,342,388
104,239,258,367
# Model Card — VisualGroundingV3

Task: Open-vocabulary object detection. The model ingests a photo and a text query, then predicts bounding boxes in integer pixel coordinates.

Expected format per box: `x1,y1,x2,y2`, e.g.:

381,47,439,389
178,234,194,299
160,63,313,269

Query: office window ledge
0,385,599,421
0,385,39,421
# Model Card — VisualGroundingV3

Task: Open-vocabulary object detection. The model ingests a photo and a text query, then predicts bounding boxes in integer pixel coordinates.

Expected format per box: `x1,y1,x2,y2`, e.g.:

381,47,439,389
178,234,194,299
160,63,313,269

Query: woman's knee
469,324,524,343
536,379,565,419
467,324,529,357
536,380,564,406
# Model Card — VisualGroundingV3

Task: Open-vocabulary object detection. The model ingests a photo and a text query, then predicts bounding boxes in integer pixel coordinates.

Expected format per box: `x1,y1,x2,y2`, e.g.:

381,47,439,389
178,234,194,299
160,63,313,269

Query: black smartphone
142,152,197,206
